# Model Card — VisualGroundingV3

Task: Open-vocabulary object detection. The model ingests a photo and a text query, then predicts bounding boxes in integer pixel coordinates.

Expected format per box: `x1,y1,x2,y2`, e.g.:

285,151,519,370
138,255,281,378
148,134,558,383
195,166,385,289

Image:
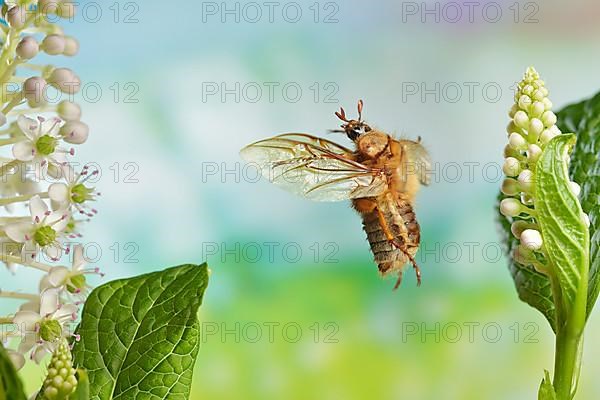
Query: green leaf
557,94,600,319
72,263,209,400
0,342,27,400
535,134,590,321
497,195,557,331
538,370,557,400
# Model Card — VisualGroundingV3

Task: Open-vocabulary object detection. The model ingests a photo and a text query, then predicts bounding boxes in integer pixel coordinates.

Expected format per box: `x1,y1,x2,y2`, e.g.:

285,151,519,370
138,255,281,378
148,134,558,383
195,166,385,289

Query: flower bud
517,169,534,192
16,36,39,59
501,178,519,196
508,104,519,118
42,340,77,400
540,129,558,145
513,111,529,129
527,144,542,164
63,36,79,56
530,101,545,118
542,97,553,111
42,34,66,55
509,132,527,150
60,121,89,144
569,181,581,197
48,68,81,94
522,85,533,96
518,95,532,111
23,76,48,107
541,111,557,128
528,118,544,140
532,89,545,102
549,125,562,136
500,198,524,217
511,220,536,239
506,121,518,135
582,213,590,228
521,192,534,205
521,229,543,251
503,157,521,177
6,6,26,29
57,101,81,121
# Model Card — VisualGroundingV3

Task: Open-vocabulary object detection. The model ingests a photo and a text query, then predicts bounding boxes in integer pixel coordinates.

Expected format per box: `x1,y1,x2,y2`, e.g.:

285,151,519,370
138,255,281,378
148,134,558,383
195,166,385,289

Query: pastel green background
4,0,600,399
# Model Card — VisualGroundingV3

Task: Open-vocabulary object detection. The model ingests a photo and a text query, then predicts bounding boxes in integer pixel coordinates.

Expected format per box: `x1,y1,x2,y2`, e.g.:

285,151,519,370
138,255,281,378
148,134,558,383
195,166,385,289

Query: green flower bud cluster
499,67,571,272
41,339,77,400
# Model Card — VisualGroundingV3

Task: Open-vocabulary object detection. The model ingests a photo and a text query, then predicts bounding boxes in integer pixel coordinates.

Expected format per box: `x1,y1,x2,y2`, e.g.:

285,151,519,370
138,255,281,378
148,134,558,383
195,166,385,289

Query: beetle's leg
376,207,422,288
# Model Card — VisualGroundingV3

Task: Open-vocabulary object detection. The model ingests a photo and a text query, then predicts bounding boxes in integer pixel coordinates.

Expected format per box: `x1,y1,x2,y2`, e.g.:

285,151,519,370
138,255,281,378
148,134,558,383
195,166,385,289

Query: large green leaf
0,343,27,400
72,264,209,400
557,95,600,319
535,134,590,323
498,199,556,331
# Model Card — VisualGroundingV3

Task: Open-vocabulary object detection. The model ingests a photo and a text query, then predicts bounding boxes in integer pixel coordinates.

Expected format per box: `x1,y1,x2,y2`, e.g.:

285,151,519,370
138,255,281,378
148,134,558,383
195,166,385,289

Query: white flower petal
31,345,48,364
48,211,70,232
48,183,69,203
17,115,38,140
12,141,35,162
44,244,63,262
60,164,77,184
38,275,53,292
72,245,87,271
5,223,33,243
19,300,40,313
29,195,48,221
53,304,78,321
39,288,60,316
21,240,39,260
46,162,64,179
41,117,63,137
8,350,25,371
17,333,38,354
48,266,69,287
13,311,40,332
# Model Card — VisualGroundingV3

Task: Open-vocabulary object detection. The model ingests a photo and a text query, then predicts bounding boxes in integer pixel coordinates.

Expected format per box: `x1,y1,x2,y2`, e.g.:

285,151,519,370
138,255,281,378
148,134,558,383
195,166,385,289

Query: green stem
552,260,588,399
0,191,48,206
0,290,39,301
0,253,52,272
553,328,584,399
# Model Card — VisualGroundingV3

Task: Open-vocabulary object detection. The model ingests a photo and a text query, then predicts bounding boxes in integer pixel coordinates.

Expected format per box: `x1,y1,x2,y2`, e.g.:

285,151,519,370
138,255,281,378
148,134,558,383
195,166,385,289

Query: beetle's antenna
335,107,349,122
357,99,364,122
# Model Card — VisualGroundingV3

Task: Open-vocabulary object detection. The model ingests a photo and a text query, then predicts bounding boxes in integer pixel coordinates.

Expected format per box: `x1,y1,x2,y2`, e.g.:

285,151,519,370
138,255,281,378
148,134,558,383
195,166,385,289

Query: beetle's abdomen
361,194,420,276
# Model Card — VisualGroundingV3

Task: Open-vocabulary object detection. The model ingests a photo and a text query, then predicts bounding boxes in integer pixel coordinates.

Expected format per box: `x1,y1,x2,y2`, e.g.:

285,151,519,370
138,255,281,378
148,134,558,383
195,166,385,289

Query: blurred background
4,0,600,398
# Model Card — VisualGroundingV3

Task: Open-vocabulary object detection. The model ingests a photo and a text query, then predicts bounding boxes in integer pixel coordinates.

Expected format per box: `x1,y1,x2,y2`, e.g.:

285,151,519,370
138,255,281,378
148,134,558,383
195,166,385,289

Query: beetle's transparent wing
400,140,432,186
240,133,387,201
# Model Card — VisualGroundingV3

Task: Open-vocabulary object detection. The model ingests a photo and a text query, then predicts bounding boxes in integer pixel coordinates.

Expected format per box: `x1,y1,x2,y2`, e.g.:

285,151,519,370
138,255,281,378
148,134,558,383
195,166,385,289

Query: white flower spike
0,0,93,375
